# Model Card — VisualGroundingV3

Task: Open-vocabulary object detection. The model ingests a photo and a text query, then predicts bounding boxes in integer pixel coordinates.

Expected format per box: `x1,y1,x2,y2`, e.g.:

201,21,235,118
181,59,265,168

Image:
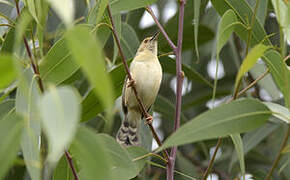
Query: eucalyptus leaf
0,54,16,90
45,0,74,27
39,86,81,164
16,69,41,180
230,134,245,178
235,44,270,89
65,26,113,118
159,98,271,150
70,127,112,180
264,102,290,123
0,113,23,180
110,0,157,15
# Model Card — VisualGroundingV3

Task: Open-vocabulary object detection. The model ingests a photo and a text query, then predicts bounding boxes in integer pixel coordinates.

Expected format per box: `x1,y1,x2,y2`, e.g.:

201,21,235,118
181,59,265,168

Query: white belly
125,60,162,110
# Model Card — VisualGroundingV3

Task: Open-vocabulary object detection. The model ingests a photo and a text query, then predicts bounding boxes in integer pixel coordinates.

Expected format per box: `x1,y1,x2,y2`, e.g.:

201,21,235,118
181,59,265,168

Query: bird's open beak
150,31,160,41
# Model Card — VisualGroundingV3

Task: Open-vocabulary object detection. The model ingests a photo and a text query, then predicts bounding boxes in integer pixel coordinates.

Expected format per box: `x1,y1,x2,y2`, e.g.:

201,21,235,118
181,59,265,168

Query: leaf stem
14,1,78,179
106,5,169,161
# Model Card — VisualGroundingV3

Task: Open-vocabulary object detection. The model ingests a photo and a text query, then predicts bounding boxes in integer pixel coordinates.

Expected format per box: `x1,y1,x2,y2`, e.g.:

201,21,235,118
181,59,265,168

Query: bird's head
137,31,159,56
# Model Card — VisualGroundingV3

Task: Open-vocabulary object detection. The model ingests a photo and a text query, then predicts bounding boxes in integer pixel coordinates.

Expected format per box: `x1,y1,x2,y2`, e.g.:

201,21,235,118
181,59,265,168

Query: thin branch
14,1,78,179
202,138,222,180
167,0,186,180
106,5,169,161
266,125,290,179
145,6,176,50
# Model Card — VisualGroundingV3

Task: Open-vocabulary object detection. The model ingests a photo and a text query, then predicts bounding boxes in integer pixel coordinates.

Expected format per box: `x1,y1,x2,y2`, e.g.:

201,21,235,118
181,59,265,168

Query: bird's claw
145,115,153,125
127,79,135,88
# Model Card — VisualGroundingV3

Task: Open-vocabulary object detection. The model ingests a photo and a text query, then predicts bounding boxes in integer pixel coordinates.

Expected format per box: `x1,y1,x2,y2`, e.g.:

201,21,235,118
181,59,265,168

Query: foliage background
0,0,289,180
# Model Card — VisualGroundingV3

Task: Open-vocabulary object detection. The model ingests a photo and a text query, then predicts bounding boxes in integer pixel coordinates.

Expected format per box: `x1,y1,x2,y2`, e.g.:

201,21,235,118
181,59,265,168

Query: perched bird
116,32,162,146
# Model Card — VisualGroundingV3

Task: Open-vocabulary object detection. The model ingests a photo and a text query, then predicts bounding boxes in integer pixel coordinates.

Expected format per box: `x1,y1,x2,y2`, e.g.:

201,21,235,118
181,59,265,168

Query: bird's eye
144,39,148,43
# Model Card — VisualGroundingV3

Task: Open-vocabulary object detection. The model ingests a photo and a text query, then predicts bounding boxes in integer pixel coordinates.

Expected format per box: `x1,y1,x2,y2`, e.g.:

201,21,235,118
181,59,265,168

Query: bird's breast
128,59,162,109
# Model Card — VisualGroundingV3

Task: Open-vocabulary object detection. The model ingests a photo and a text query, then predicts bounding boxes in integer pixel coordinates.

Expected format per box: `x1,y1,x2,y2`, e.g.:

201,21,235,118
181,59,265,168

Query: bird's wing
122,76,128,115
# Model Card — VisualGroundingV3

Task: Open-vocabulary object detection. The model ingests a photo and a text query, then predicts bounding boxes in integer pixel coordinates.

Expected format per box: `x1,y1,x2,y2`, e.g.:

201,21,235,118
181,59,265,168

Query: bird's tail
116,110,141,146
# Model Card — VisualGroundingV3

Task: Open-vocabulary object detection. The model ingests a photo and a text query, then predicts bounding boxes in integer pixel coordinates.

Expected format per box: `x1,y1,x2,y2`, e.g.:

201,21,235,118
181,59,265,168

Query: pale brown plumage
116,32,162,146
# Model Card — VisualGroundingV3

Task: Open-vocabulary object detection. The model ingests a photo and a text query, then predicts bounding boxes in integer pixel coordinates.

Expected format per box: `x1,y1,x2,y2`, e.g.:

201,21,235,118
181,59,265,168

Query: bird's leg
145,114,153,125
127,79,135,88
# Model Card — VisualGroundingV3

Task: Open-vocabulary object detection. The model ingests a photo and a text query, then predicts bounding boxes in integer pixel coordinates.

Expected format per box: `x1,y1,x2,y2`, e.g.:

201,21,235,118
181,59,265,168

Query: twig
145,6,176,51
166,0,186,180
106,5,169,161
202,138,222,180
14,1,78,179
266,125,290,179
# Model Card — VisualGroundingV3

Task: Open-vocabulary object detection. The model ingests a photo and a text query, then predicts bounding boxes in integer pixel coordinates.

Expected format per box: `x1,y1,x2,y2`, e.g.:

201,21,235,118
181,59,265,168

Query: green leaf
229,123,279,170
263,50,290,107
0,54,16,90
25,0,39,23
70,127,112,180
39,38,79,85
81,61,126,122
0,113,23,180
16,69,41,180
216,9,246,57
235,44,270,89
110,0,157,15
194,0,201,61
0,28,15,53
159,98,271,150
230,134,245,178
120,23,139,60
127,146,148,173
39,86,81,164
211,0,272,47
0,100,14,119
96,0,109,24
271,0,290,42
95,134,139,179
65,25,113,118
45,0,74,27
264,102,290,123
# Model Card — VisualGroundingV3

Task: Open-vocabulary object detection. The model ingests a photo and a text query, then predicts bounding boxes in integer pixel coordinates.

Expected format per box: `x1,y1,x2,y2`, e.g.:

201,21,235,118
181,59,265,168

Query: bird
116,32,162,146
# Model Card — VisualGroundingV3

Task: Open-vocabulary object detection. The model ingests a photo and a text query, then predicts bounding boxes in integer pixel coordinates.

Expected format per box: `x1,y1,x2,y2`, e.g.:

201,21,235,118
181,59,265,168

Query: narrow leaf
39,38,79,85
70,127,112,180
16,69,41,180
0,54,16,89
159,98,271,150
264,102,290,123
230,134,245,178
194,0,201,61
39,86,81,164
45,0,74,27
0,113,23,180
211,0,272,47
110,0,157,15
235,44,270,89
65,26,113,118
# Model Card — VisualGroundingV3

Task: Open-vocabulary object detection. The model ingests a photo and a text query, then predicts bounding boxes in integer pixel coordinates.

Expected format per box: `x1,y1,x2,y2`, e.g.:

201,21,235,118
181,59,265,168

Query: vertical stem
166,0,186,179
14,1,78,179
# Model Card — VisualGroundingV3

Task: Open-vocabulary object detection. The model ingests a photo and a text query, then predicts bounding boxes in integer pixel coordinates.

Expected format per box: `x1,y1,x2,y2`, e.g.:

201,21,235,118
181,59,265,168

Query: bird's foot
145,115,153,125
127,79,135,88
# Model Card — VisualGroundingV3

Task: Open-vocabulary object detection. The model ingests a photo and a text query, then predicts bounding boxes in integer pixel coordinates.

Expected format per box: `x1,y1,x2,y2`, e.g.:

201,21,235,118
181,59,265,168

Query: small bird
116,32,162,146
